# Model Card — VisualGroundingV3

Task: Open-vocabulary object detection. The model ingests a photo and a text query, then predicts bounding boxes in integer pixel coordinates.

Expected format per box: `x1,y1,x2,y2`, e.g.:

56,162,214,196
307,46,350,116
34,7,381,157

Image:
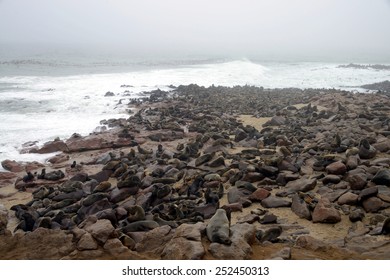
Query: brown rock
248,188,270,202
261,196,291,208
362,197,384,213
346,173,367,190
84,219,115,244
34,140,69,154
0,172,17,180
208,223,256,260
291,194,311,220
337,192,358,205
285,177,317,193
77,232,98,250
326,161,347,175
135,226,173,254
161,237,205,260
1,160,24,172
312,198,341,223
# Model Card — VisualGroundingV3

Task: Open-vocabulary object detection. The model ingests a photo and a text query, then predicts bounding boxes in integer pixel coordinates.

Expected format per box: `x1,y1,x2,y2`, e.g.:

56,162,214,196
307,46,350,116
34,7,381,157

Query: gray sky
0,0,390,61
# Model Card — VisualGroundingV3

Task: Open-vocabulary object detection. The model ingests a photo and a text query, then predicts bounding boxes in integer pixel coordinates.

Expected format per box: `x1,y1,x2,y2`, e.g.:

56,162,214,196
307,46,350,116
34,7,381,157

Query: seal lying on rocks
206,209,231,245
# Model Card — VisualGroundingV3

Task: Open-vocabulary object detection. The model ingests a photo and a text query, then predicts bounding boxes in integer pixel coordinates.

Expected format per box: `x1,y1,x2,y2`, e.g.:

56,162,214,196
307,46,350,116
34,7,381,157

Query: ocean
1,56,390,170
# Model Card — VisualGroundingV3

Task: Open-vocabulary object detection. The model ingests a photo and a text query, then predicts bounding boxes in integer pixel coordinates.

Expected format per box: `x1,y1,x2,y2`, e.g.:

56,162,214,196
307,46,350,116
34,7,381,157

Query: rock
261,196,291,208
1,160,24,172
346,156,359,170
84,219,115,244
248,188,270,202
285,177,317,193
357,186,378,202
0,204,8,234
295,235,330,251
256,226,282,243
291,194,311,220
260,213,278,224
234,129,248,142
161,223,206,260
322,175,341,185
264,116,286,126
135,225,173,254
77,232,98,250
0,171,17,180
242,172,265,183
271,247,291,260
362,197,384,213
34,140,69,154
208,223,256,260
103,238,130,255
346,173,368,190
372,169,390,186
349,208,365,222
326,161,347,175
48,154,70,164
337,192,358,205
312,198,341,223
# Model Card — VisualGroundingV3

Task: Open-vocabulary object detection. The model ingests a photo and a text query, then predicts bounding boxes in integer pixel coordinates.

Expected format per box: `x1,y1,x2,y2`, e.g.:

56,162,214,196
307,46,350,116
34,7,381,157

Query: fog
1,0,390,62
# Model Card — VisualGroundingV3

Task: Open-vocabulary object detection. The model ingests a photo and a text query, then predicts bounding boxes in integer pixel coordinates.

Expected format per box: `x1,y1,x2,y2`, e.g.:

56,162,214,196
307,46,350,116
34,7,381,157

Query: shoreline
1,84,390,259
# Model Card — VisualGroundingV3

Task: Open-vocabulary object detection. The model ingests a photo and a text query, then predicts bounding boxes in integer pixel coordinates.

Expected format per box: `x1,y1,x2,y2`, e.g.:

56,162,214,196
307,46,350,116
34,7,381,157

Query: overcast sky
0,0,390,61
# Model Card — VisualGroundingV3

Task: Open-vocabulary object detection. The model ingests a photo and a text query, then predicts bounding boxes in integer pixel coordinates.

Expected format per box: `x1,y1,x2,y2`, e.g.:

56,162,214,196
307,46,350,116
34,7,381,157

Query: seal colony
1,84,390,260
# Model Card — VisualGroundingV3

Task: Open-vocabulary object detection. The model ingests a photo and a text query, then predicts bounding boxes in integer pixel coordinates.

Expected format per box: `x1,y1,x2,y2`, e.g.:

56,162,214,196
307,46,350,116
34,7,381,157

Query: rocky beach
1,84,390,260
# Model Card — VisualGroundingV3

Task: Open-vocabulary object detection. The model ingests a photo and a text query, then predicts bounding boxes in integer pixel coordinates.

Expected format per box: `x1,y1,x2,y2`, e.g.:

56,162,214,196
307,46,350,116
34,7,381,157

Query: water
1,57,390,169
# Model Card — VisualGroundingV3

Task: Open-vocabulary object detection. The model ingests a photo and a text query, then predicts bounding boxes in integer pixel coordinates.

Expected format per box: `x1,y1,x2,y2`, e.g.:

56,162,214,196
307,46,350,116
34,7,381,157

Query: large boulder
161,223,206,260
208,223,256,260
1,160,24,172
312,198,341,223
84,219,115,244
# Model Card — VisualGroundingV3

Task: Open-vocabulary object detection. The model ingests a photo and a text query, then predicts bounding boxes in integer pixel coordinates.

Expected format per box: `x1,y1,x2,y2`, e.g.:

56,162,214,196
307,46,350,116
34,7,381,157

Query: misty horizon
1,0,390,63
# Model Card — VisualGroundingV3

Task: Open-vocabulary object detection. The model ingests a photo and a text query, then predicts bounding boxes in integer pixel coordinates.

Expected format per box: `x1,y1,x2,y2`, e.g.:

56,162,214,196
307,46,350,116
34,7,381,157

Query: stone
261,196,291,208
84,219,115,244
322,175,341,185
77,232,98,250
285,177,317,193
349,208,365,222
248,188,270,202
372,169,390,186
103,238,129,255
312,198,341,223
346,156,359,170
256,226,282,243
0,204,8,234
362,197,384,213
161,237,205,260
34,140,69,154
135,225,173,254
208,223,256,260
358,186,378,202
337,192,358,205
326,161,347,175
1,160,24,172
291,194,311,220
346,173,367,190
260,213,278,224
161,223,206,260
271,247,291,260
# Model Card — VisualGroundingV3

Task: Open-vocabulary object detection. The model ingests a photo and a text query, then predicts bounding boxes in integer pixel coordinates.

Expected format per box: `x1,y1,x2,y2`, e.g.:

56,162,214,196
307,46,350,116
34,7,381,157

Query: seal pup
206,209,232,245
70,161,76,168
37,168,46,180
22,171,34,183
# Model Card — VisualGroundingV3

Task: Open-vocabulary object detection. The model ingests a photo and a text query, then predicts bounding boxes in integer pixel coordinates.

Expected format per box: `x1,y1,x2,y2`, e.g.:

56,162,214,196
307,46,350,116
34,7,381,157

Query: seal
22,171,34,183
206,208,231,245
